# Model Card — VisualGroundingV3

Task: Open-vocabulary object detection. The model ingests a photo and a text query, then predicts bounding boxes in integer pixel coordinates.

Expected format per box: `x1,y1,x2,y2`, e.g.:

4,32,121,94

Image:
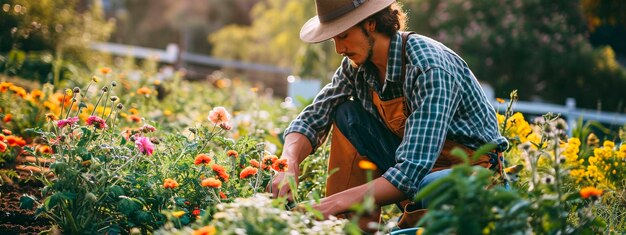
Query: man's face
332,25,374,67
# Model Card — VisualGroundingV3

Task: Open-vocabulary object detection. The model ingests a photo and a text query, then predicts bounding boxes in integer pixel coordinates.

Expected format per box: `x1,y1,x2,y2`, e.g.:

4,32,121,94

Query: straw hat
300,0,395,43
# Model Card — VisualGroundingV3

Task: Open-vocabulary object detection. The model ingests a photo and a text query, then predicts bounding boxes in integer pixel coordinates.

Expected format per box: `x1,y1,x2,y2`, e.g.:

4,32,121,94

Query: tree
403,0,626,112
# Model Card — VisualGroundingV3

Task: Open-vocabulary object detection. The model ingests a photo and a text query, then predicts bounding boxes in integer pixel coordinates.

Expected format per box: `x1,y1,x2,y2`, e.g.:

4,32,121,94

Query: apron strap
400,31,417,117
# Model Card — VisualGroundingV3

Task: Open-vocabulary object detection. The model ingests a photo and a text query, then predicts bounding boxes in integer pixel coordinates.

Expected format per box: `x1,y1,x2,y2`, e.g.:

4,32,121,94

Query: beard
349,32,375,69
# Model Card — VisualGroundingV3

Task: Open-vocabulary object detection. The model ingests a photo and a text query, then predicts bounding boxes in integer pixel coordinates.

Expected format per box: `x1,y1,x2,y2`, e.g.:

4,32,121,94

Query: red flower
86,115,108,129
272,158,288,172
226,150,238,158
0,141,7,152
3,114,12,123
211,164,229,182
262,155,278,170
219,191,227,199
580,186,603,199
250,159,260,168
192,208,201,216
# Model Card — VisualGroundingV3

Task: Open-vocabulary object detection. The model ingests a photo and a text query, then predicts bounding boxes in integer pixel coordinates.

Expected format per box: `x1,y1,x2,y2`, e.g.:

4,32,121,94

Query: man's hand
269,164,299,201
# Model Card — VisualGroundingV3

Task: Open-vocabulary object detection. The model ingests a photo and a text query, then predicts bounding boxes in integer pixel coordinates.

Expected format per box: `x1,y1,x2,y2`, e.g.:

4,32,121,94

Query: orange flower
226,150,238,158
5,136,26,147
240,166,258,179
29,89,44,101
163,178,179,189
194,154,212,165
219,191,227,199
271,158,288,172
358,160,377,171
193,225,216,235
262,155,278,170
580,186,603,199
129,115,142,123
128,108,139,115
0,141,7,152
99,67,112,75
2,129,11,135
201,177,222,188
192,208,201,216
250,159,260,168
36,145,54,155
0,82,12,92
496,98,505,104
211,164,229,182
137,87,152,95
3,114,12,123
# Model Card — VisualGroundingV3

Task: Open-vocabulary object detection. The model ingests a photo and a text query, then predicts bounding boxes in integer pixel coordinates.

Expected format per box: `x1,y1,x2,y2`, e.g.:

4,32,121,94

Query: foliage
404,0,626,112
209,0,341,81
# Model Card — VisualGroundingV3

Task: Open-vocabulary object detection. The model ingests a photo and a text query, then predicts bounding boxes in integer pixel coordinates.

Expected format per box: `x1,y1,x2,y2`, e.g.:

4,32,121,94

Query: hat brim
300,0,395,43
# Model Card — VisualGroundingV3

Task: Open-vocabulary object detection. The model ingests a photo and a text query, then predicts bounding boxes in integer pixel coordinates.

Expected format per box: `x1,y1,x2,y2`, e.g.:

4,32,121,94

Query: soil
0,180,50,235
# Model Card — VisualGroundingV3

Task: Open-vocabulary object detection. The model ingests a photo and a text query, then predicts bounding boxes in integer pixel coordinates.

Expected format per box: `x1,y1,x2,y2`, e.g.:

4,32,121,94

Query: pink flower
135,136,155,156
207,107,230,125
139,124,157,133
86,115,107,129
56,117,79,128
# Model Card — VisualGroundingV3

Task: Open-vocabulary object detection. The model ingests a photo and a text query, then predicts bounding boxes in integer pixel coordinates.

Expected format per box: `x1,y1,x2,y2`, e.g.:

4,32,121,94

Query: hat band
318,0,368,23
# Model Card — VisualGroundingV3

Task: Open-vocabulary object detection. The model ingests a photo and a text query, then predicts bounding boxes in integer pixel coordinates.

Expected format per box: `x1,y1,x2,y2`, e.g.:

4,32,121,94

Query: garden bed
0,181,50,235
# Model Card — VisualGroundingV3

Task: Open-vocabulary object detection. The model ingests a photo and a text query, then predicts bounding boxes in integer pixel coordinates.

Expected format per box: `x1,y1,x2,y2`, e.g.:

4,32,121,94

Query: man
270,0,508,229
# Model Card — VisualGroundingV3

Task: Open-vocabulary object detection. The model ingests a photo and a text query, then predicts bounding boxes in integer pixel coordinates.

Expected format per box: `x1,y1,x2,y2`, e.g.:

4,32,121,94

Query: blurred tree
0,0,114,83
209,0,340,81
581,0,626,56
404,0,626,112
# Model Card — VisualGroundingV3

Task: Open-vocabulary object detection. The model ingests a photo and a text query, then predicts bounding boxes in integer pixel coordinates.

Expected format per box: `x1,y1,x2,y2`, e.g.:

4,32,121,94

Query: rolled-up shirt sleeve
382,66,461,198
284,58,356,152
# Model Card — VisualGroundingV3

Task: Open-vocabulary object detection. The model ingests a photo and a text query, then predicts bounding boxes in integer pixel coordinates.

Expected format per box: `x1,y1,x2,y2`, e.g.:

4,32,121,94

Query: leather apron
326,90,492,197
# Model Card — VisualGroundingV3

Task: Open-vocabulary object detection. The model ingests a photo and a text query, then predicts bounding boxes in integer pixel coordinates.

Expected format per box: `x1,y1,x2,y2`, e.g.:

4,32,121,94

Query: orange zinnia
240,166,258,179
0,141,7,152
37,145,54,155
211,164,229,182
194,154,212,165
580,186,603,199
271,158,288,172
262,155,278,170
219,191,227,199
129,115,142,123
99,67,112,75
6,136,26,147
3,114,12,123
226,150,238,158
2,129,11,135
201,177,222,188
250,159,260,168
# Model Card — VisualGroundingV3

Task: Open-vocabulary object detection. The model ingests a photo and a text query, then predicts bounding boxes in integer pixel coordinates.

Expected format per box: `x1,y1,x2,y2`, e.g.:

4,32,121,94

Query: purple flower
56,117,79,128
86,115,107,129
135,136,155,156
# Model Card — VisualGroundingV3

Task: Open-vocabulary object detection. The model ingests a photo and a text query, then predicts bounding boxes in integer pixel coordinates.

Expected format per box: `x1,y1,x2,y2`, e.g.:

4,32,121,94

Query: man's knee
334,100,361,129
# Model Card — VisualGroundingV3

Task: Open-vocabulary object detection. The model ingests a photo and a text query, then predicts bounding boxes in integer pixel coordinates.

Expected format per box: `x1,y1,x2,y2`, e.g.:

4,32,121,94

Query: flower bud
101,86,109,92
110,96,119,102
92,76,100,82
111,81,117,87
73,87,80,94
117,103,124,110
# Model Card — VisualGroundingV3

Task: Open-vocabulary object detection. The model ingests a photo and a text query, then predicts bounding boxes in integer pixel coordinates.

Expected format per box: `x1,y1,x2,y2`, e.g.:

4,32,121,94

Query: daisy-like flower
201,177,222,188
207,107,230,125
45,113,58,121
262,155,278,170
194,154,212,165
56,117,79,128
137,87,151,95
86,115,107,129
272,158,288,172
240,166,258,179
135,136,155,156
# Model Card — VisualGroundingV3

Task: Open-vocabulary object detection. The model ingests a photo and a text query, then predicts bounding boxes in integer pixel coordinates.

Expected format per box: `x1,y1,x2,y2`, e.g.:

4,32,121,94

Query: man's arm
270,132,312,200
312,177,406,218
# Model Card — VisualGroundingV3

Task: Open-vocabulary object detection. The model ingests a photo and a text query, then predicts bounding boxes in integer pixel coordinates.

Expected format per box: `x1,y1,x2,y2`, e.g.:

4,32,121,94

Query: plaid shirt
285,32,508,198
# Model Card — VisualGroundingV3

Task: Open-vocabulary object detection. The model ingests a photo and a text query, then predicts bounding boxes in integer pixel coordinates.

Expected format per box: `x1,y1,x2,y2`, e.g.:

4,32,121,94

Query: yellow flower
172,211,185,218
358,160,377,171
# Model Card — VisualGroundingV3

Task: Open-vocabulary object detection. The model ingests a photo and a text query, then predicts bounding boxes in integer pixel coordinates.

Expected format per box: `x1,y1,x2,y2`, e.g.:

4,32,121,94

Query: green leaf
471,143,497,161
118,197,141,216
450,147,469,164
413,177,454,202
19,195,36,209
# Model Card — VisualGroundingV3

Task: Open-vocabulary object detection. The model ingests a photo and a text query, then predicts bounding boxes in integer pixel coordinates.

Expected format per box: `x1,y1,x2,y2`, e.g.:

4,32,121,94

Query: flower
45,113,58,121
36,145,54,155
207,107,230,125
226,150,238,158
86,115,107,129
194,154,212,165
250,159,260,168
56,117,79,128
5,136,26,147
2,129,11,135
137,87,151,95
0,141,7,152
201,177,222,188
2,114,11,123
135,136,155,156
99,67,112,75
272,158,288,172
192,208,201,216
172,211,185,218
211,164,229,182
163,178,179,189
219,191,227,199
129,115,142,123
580,186,603,199
193,225,216,235
262,155,278,170
496,98,505,103
240,166,258,179
358,160,377,171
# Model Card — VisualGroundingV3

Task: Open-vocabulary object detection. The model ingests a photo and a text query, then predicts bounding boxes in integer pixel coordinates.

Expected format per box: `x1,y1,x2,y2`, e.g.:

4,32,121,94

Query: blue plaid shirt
285,32,508,198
